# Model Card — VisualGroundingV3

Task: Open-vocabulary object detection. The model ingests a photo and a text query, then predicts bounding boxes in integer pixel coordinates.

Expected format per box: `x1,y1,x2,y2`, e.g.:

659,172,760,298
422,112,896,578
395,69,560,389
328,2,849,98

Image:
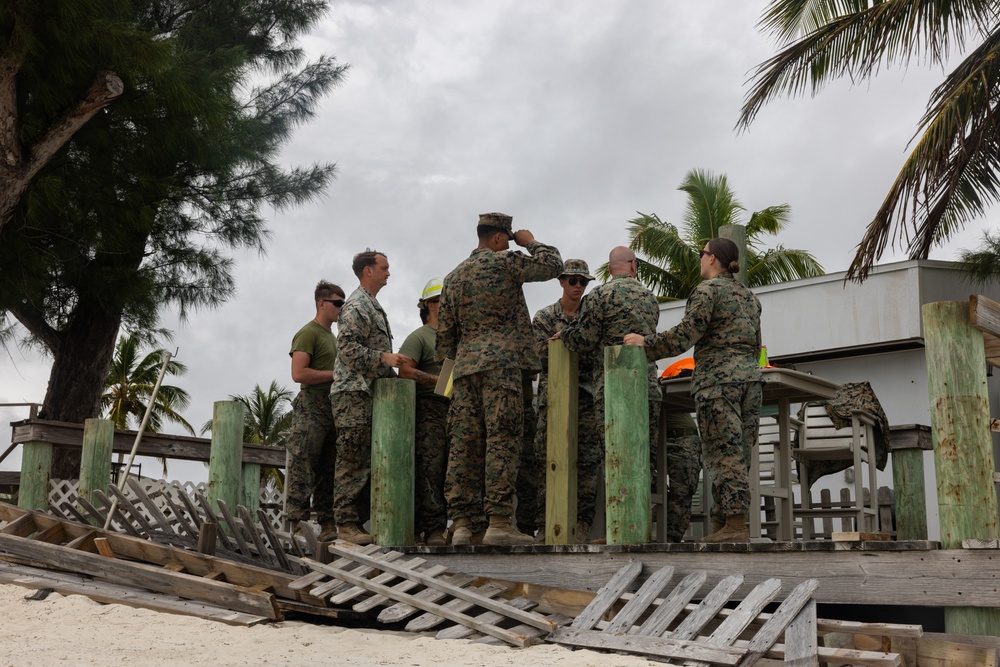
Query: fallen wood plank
781,599,818,667
405,583,507,632
377,573,477,623
737,580,820,667
0,560,270,626
311,550,405,598
354,563,449,613
605,565,674,634
549,627,746,665
327,552,418,604
326,545,556,634
670,574,744,641
474,612,574,646
436,596,537,640
637,570,708,636
305,556,548,647
832,532,891,542
570,559,642,630
687,578,782,667
891,634,999,667
0,530,280,619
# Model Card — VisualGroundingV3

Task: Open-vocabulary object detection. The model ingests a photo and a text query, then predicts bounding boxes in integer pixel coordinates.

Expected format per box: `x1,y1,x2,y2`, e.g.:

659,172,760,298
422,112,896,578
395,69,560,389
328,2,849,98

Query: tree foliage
739,0,1000,280
605,169,824,299
0,1,345,474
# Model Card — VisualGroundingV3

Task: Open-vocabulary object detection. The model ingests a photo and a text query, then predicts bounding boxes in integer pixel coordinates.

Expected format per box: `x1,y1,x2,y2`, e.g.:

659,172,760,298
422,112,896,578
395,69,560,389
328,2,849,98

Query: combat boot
425,528,447,547
337,522,373,546
700,514,749,543
482,515,534,546
318,521,337,542
450,518,473,546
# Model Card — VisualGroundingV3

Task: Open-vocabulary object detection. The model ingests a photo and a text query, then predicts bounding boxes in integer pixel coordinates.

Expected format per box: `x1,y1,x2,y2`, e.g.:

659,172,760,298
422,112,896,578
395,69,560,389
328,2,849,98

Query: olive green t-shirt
289,320,337,395
398,324,443,399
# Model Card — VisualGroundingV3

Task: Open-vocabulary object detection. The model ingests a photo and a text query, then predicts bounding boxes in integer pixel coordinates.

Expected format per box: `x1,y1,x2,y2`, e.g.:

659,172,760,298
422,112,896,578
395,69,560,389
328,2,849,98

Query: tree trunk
41,299,124,480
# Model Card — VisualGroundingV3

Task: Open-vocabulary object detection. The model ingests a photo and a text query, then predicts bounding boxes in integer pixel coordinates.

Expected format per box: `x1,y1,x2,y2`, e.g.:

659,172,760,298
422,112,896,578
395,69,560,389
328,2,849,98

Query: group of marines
284,212,763,546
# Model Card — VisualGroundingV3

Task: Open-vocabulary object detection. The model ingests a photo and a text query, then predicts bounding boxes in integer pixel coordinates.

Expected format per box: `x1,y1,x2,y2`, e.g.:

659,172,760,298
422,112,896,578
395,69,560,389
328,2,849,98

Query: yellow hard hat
419,277,443,306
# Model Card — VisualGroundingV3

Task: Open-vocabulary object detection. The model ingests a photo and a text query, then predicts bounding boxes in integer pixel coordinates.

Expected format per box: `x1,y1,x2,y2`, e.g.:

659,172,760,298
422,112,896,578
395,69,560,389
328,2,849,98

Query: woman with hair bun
624,237,762,543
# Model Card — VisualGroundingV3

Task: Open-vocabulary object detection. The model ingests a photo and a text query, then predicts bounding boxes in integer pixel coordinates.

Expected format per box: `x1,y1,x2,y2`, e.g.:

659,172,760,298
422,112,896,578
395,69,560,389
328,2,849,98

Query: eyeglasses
321,298,345,307
424,299,441,305
564,276,590,287
699,250,714,258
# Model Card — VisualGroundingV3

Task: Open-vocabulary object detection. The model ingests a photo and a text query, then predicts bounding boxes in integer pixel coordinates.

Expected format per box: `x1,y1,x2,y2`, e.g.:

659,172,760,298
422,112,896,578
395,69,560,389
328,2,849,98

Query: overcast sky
1,1,991,482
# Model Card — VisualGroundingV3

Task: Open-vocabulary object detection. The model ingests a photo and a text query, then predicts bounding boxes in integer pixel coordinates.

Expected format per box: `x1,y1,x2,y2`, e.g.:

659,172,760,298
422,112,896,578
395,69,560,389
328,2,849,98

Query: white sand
0,583,658,666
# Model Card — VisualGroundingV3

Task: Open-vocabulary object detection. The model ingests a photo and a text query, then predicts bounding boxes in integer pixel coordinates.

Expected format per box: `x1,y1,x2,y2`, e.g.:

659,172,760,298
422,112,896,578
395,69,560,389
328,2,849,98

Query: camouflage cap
478,212,514,238
560,258,595,280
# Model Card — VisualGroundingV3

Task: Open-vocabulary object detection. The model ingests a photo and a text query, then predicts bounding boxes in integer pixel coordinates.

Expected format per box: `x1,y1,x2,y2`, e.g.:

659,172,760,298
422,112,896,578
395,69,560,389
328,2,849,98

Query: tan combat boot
337,522,373,546
318,521,337,542
425,528,447,547
482,515,534,546
700,514,750,543
450,518,473,546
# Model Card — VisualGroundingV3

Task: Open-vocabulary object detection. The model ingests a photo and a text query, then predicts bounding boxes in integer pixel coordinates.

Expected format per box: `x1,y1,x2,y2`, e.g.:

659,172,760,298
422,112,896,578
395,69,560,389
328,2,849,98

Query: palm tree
102,335,195,435
202,381,294,491
739,1,999,281
606,169,824,299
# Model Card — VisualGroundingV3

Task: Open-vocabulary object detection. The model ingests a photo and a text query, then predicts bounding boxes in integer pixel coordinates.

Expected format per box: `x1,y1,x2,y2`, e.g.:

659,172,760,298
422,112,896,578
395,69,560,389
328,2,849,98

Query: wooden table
660,368,841,540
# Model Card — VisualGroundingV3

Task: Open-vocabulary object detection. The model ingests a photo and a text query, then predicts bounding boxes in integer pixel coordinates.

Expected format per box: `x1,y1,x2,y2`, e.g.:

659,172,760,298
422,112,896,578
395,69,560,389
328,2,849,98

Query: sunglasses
564,276,590,287
699,250,714,258
321,298,345,307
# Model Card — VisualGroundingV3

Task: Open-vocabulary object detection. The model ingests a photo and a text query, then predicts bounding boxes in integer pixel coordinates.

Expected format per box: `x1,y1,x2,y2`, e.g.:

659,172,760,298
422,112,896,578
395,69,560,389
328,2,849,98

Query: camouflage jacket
559,273,661,399
533,300,595,402
644,274,762,396
331,285,395,395
437,240,563,379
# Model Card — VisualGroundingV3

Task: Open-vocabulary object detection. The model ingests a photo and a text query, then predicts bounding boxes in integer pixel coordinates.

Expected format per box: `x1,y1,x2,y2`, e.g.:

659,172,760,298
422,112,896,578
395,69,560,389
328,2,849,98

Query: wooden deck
396,539,999,610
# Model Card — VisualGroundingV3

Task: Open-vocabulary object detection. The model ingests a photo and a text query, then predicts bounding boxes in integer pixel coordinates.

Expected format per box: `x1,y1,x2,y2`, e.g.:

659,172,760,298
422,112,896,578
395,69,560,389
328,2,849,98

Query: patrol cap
560,258,595,280
418,277,443,307
478,212,514,238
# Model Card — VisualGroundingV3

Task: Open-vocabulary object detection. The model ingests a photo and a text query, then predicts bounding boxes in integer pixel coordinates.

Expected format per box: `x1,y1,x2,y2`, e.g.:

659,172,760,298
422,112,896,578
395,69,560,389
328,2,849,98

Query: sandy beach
0,583,661,666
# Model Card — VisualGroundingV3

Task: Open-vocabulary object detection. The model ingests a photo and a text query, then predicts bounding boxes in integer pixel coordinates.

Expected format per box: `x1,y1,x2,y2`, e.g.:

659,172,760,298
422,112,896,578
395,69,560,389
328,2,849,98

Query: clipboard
434,358,455,398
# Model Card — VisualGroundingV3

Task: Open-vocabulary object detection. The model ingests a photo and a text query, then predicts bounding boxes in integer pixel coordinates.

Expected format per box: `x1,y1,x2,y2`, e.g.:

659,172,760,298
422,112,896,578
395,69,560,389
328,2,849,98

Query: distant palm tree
606,169,824,299
102,335,195,435
202,381,294,491
102,334,194,477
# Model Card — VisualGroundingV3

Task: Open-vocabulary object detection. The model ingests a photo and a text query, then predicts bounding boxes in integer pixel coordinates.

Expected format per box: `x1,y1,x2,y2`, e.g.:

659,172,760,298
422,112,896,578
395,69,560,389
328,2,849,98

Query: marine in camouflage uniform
662,411,701,542
635,239,762,528
529,259,602,536
559,248,662,480
285,281,345,529
331,252,408,533
514,372,539,535
436,213,563,536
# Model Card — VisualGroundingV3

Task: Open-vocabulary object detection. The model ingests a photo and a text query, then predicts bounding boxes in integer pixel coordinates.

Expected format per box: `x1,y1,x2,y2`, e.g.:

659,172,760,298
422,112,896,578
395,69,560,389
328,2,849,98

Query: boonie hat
560,258,595,280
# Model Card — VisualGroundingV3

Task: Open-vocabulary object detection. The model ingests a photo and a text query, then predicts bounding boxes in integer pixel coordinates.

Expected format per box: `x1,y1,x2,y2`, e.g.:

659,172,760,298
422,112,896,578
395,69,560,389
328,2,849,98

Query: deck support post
604,345,650,545
18,440,52,511
923,300,1000,635
371,378,415,546
208,400,245,513
544,339,579,545
79,418,114,508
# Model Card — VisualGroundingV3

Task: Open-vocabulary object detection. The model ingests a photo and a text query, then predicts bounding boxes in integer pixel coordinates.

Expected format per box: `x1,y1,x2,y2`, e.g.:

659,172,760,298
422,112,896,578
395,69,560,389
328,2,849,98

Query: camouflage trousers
331,390,373,526
695,381,762,521
531,389,601,528
664,430,702,542
414,396,449,535
514,375,539,534
285,390,337,524
446,367,523,526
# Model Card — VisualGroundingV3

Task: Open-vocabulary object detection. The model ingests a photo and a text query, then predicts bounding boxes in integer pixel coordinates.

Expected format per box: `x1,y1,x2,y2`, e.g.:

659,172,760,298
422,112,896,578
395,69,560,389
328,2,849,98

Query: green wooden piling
241,463,261,515
207,400,245,512
888,427,932,540
923,300,1000,635
719,224,748,285
18,441,52,510
604,345,650,544
544,339,579,545
371,378,415,546
79,418,114,507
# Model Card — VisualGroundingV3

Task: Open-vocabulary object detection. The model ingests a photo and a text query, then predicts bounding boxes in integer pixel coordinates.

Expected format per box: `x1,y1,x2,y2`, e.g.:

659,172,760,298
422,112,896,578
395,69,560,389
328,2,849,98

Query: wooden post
604,345,650,544
241,463,261,516
207,400,245,513
888,425,932,540
545,339,578,545
78,418,114,507
923,300,1000,635
18,441,52,511
719,223,748,285
371,378,415,546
